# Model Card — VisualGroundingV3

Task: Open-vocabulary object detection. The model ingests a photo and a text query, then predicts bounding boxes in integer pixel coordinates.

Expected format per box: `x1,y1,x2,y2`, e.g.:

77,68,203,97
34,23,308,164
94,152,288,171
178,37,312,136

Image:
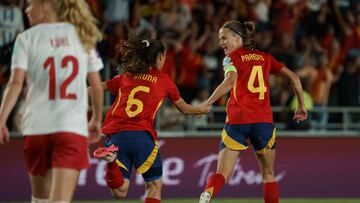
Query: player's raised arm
279,67,308,122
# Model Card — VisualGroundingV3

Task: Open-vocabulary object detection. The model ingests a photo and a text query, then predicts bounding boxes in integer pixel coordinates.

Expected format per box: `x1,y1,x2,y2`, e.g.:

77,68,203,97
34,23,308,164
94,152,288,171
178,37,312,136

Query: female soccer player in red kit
198,21,308,203
0,0,104,202
90,35,210,203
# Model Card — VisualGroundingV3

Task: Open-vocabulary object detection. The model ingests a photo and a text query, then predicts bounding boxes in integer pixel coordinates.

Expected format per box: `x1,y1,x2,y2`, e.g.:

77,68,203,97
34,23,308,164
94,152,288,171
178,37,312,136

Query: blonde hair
40,0,102,52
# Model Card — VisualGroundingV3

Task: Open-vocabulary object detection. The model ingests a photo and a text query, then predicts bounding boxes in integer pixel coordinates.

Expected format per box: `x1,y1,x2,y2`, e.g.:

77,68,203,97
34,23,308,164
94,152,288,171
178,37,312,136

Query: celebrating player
90,35,210,203
0,0,103,202
198,20,308,203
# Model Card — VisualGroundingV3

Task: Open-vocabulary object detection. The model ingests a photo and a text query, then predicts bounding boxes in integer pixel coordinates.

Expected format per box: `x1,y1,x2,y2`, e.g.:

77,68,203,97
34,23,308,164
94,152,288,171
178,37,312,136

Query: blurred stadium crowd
1,0,359,132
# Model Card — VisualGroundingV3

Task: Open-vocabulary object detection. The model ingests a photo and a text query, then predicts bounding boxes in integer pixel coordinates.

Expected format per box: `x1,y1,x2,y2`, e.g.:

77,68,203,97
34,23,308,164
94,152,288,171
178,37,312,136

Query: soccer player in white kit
0,0,104,202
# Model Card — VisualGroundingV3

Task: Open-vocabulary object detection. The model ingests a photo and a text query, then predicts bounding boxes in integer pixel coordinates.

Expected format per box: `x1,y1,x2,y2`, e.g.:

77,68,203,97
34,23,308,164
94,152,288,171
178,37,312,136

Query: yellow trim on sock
205,187,214,196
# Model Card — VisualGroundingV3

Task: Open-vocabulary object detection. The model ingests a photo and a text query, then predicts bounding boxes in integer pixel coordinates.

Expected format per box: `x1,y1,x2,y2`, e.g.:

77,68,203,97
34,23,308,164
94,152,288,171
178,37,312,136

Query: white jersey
11,22,103,136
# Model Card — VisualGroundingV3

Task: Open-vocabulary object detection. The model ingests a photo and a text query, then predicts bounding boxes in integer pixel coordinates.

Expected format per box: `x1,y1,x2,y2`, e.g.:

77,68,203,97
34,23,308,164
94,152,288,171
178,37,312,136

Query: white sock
52,201,70,203
31,196,50,203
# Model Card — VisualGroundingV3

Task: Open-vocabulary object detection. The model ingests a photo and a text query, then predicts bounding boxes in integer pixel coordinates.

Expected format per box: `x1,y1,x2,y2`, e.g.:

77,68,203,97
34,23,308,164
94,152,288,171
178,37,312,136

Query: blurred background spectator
0,0,24,132
0,0,24,94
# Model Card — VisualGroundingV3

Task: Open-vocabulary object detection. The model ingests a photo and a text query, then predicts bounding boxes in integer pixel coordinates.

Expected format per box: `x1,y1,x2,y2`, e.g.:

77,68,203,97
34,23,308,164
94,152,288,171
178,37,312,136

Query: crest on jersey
223,57,233,67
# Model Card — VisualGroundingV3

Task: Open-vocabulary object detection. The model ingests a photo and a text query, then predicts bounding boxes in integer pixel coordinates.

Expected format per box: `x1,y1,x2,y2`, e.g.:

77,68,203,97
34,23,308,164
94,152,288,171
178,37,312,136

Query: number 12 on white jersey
43,55,79,100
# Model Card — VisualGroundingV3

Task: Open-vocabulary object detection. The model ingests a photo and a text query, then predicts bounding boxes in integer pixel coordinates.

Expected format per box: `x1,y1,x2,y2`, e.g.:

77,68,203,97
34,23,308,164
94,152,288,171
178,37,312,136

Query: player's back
11,22,102,136
103,69,180,139
226,48,284,124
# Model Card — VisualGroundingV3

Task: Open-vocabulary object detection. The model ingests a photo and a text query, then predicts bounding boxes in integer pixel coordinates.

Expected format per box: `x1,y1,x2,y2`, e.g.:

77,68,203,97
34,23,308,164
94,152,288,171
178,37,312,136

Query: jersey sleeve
106,75,121,95
222,54,237,75
166,76,181,102
87,49,104,72
270,55,284,74
11,33,28,71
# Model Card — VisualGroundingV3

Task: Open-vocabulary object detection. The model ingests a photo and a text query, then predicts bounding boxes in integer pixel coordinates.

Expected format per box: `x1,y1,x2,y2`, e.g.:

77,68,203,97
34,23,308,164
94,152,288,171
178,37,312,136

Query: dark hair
117,34,165,74
222,20,256,50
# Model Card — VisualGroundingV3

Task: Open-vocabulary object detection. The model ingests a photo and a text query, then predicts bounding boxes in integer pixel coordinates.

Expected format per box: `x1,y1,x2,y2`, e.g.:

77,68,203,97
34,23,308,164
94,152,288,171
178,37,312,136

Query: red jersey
224,48,284,124
102,68,181,140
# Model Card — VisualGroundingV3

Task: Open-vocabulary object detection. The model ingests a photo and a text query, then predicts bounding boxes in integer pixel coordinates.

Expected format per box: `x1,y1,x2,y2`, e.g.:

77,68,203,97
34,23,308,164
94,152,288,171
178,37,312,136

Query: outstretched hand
196,102,212,118
88,119,102,144
0,124,10,146
293,106,308,123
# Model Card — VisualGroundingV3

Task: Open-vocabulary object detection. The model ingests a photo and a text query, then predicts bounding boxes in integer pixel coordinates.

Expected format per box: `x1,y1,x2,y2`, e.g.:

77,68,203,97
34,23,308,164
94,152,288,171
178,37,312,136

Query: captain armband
224,64,237,76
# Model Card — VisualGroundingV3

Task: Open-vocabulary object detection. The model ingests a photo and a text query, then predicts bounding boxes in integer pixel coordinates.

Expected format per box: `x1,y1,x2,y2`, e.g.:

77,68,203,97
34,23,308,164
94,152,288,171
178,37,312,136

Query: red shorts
23,132,89,175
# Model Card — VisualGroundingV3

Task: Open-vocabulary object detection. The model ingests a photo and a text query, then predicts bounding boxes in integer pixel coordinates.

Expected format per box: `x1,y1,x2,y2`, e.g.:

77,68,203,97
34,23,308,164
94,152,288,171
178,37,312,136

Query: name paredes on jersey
50,37,70,48
241,53,264,62
133,73,158,83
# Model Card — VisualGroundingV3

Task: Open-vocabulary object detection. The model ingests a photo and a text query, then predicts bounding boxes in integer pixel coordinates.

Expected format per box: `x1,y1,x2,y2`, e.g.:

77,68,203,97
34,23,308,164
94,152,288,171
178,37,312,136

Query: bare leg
255,149,279,203
255,149,276,183
199,148,240,203
217,148,240,182
29,170,52,201
50,168,80,202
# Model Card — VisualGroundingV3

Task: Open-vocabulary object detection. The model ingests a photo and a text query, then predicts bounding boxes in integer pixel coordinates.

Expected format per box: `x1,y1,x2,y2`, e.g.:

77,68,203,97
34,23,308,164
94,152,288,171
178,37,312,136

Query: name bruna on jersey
133,73,158,83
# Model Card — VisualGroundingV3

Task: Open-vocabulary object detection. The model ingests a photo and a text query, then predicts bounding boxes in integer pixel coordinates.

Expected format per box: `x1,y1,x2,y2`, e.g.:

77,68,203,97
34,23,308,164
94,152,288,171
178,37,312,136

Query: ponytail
243,21,255,50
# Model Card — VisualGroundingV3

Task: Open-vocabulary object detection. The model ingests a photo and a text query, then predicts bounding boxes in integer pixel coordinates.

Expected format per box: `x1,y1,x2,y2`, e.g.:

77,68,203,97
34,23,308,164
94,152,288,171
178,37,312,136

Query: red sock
264,182,279,203
105,162,124,189
204,173,225,197
144,197,160,203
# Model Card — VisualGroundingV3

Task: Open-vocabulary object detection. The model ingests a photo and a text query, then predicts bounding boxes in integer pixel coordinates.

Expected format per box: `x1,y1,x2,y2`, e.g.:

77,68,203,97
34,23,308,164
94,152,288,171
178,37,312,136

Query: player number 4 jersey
223,48,284,124
11,22,103,136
